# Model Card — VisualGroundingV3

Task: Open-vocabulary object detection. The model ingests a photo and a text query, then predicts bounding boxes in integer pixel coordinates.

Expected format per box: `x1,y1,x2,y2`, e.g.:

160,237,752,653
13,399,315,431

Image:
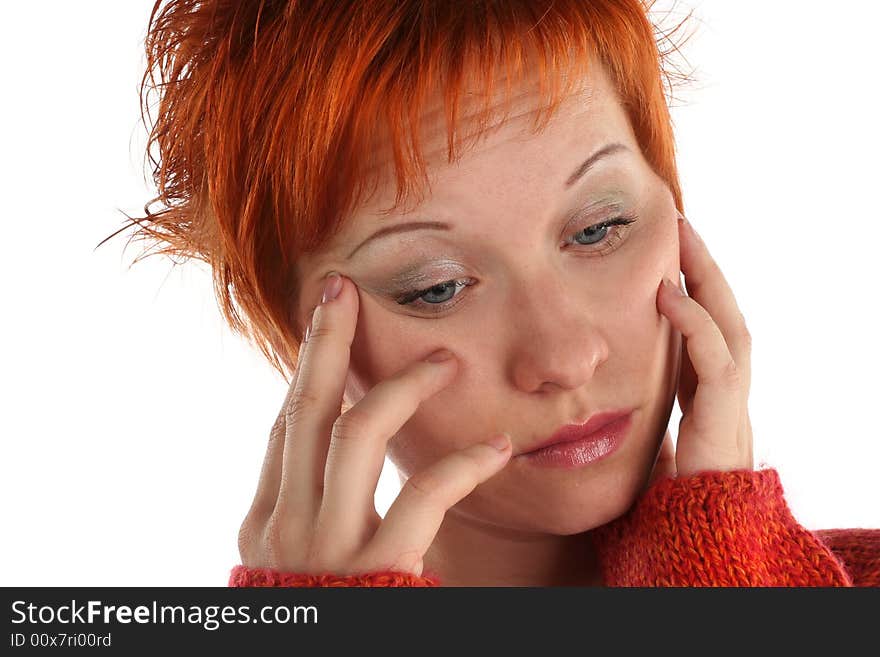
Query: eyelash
394,213,639,313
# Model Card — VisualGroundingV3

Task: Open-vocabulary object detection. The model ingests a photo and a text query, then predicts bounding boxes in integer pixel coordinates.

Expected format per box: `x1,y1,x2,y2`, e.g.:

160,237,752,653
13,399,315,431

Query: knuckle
305,307,333,341
237,517,258,559
270,412,285,433
265,512,306,563
307,324,332,342
720,359,741,388
240,507,316,570
331,406,370,442
269,415,286,442
286,389,321,422
404,471,445,505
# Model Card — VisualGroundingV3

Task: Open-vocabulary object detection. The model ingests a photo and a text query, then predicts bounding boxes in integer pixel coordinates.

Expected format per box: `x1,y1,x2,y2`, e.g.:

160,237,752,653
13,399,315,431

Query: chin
521,435,662,535
538,478,645,536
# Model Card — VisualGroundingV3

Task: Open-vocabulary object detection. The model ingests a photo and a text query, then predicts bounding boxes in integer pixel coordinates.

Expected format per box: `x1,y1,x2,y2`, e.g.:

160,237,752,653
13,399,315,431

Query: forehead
312,59,635,266
363,60,627,201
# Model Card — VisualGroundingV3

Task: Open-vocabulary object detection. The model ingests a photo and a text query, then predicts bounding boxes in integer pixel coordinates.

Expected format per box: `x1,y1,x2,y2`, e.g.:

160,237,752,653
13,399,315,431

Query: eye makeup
364,192,641,315
385,258,469,293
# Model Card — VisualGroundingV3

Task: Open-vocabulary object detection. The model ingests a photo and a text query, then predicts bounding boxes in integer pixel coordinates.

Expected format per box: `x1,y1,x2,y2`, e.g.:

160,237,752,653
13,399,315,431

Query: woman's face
295,61,682,535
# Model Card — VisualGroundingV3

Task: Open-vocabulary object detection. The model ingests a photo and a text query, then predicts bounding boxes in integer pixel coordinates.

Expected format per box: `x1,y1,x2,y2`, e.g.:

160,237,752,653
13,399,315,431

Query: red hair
102,0,695,380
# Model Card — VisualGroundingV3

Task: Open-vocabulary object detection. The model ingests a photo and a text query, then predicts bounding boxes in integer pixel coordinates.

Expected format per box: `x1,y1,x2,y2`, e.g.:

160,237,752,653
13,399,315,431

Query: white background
1,1,877,586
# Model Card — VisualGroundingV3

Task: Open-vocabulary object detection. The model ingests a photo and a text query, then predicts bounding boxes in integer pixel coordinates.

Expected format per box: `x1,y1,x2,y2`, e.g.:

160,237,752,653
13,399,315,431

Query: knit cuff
813,528,880,587
593,468,854,587
228,565,441,587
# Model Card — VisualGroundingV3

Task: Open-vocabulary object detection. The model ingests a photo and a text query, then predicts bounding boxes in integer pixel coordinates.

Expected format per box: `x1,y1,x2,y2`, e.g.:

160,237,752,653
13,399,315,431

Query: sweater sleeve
813,528,880,587
228,564,442,587
590,468,855,586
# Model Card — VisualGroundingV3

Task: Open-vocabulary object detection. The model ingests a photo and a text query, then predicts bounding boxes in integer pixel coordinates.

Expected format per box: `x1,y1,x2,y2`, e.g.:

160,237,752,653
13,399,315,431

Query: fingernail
425,349,454,363
485,433,511,451
322,272,343,303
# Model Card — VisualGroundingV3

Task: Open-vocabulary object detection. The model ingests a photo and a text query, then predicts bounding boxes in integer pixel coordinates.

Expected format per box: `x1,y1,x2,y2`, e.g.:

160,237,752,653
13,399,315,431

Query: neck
420,506,603,587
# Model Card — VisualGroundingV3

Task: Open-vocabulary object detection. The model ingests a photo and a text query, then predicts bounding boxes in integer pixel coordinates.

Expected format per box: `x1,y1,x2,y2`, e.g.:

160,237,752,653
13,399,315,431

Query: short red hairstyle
104,0,695,379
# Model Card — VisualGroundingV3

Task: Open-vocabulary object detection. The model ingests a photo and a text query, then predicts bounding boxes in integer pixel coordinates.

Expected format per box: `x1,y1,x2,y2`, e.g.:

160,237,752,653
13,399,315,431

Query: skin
237,60,754,586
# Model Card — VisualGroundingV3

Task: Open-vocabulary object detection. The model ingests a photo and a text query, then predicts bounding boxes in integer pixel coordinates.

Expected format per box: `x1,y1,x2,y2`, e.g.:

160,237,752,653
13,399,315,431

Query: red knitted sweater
228,468,880,587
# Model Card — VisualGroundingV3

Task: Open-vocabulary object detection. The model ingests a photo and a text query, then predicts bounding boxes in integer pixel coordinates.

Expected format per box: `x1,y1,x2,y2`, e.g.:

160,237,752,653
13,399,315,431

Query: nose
505,272,609,393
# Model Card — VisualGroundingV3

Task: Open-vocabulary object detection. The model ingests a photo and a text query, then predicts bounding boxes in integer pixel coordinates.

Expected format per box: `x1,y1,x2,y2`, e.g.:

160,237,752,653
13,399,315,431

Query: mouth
516,409,634,457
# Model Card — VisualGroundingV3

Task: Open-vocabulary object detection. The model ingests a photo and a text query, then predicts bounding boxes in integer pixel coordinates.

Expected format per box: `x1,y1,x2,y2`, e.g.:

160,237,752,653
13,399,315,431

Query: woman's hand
649,211,754,483
237,274,512,578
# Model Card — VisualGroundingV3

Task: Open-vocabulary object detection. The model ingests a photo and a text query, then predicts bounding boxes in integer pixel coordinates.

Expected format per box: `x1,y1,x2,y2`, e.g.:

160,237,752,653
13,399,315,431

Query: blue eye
395,213,638,313
567,215,638,247
395,278,475,309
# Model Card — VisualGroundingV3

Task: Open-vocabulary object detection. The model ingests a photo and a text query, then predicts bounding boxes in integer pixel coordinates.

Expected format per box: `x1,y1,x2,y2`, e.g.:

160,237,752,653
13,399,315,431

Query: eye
395,278,476,312
565,214,638,250
394,213,638,314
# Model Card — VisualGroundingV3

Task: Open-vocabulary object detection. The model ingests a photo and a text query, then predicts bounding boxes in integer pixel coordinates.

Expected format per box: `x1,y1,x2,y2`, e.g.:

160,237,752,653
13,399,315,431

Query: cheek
609,212,678,300
627,206,681,293
345,288,429,401
603,215,679,360
642,216,680,290
629,215,682,392
337,290,454,479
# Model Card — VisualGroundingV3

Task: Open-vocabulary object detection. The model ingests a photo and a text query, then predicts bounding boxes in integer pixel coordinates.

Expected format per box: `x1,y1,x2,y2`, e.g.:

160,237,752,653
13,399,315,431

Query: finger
677,213,753,467
677,212,752,402
742,413,754,470
658,277,741,474
318,351,460,550
245,340,306,525
277,273,359,518
363,435,513,575
677,322,698,417
646,429,676,488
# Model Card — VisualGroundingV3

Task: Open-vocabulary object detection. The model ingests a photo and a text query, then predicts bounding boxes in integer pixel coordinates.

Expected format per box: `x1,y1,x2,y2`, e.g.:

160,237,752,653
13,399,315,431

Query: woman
121,0,879,586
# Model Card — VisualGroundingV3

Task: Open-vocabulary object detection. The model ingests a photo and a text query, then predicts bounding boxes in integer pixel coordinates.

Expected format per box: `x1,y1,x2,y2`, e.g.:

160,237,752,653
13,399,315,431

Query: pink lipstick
516,411,632,469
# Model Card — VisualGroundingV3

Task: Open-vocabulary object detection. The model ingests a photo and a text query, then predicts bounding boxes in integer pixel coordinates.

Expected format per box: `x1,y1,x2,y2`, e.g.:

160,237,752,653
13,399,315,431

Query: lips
519,410,633,456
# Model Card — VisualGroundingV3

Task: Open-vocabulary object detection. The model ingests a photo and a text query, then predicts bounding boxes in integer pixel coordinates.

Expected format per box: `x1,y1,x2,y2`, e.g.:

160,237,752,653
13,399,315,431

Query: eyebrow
345,141,630,259
563,142,629,188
